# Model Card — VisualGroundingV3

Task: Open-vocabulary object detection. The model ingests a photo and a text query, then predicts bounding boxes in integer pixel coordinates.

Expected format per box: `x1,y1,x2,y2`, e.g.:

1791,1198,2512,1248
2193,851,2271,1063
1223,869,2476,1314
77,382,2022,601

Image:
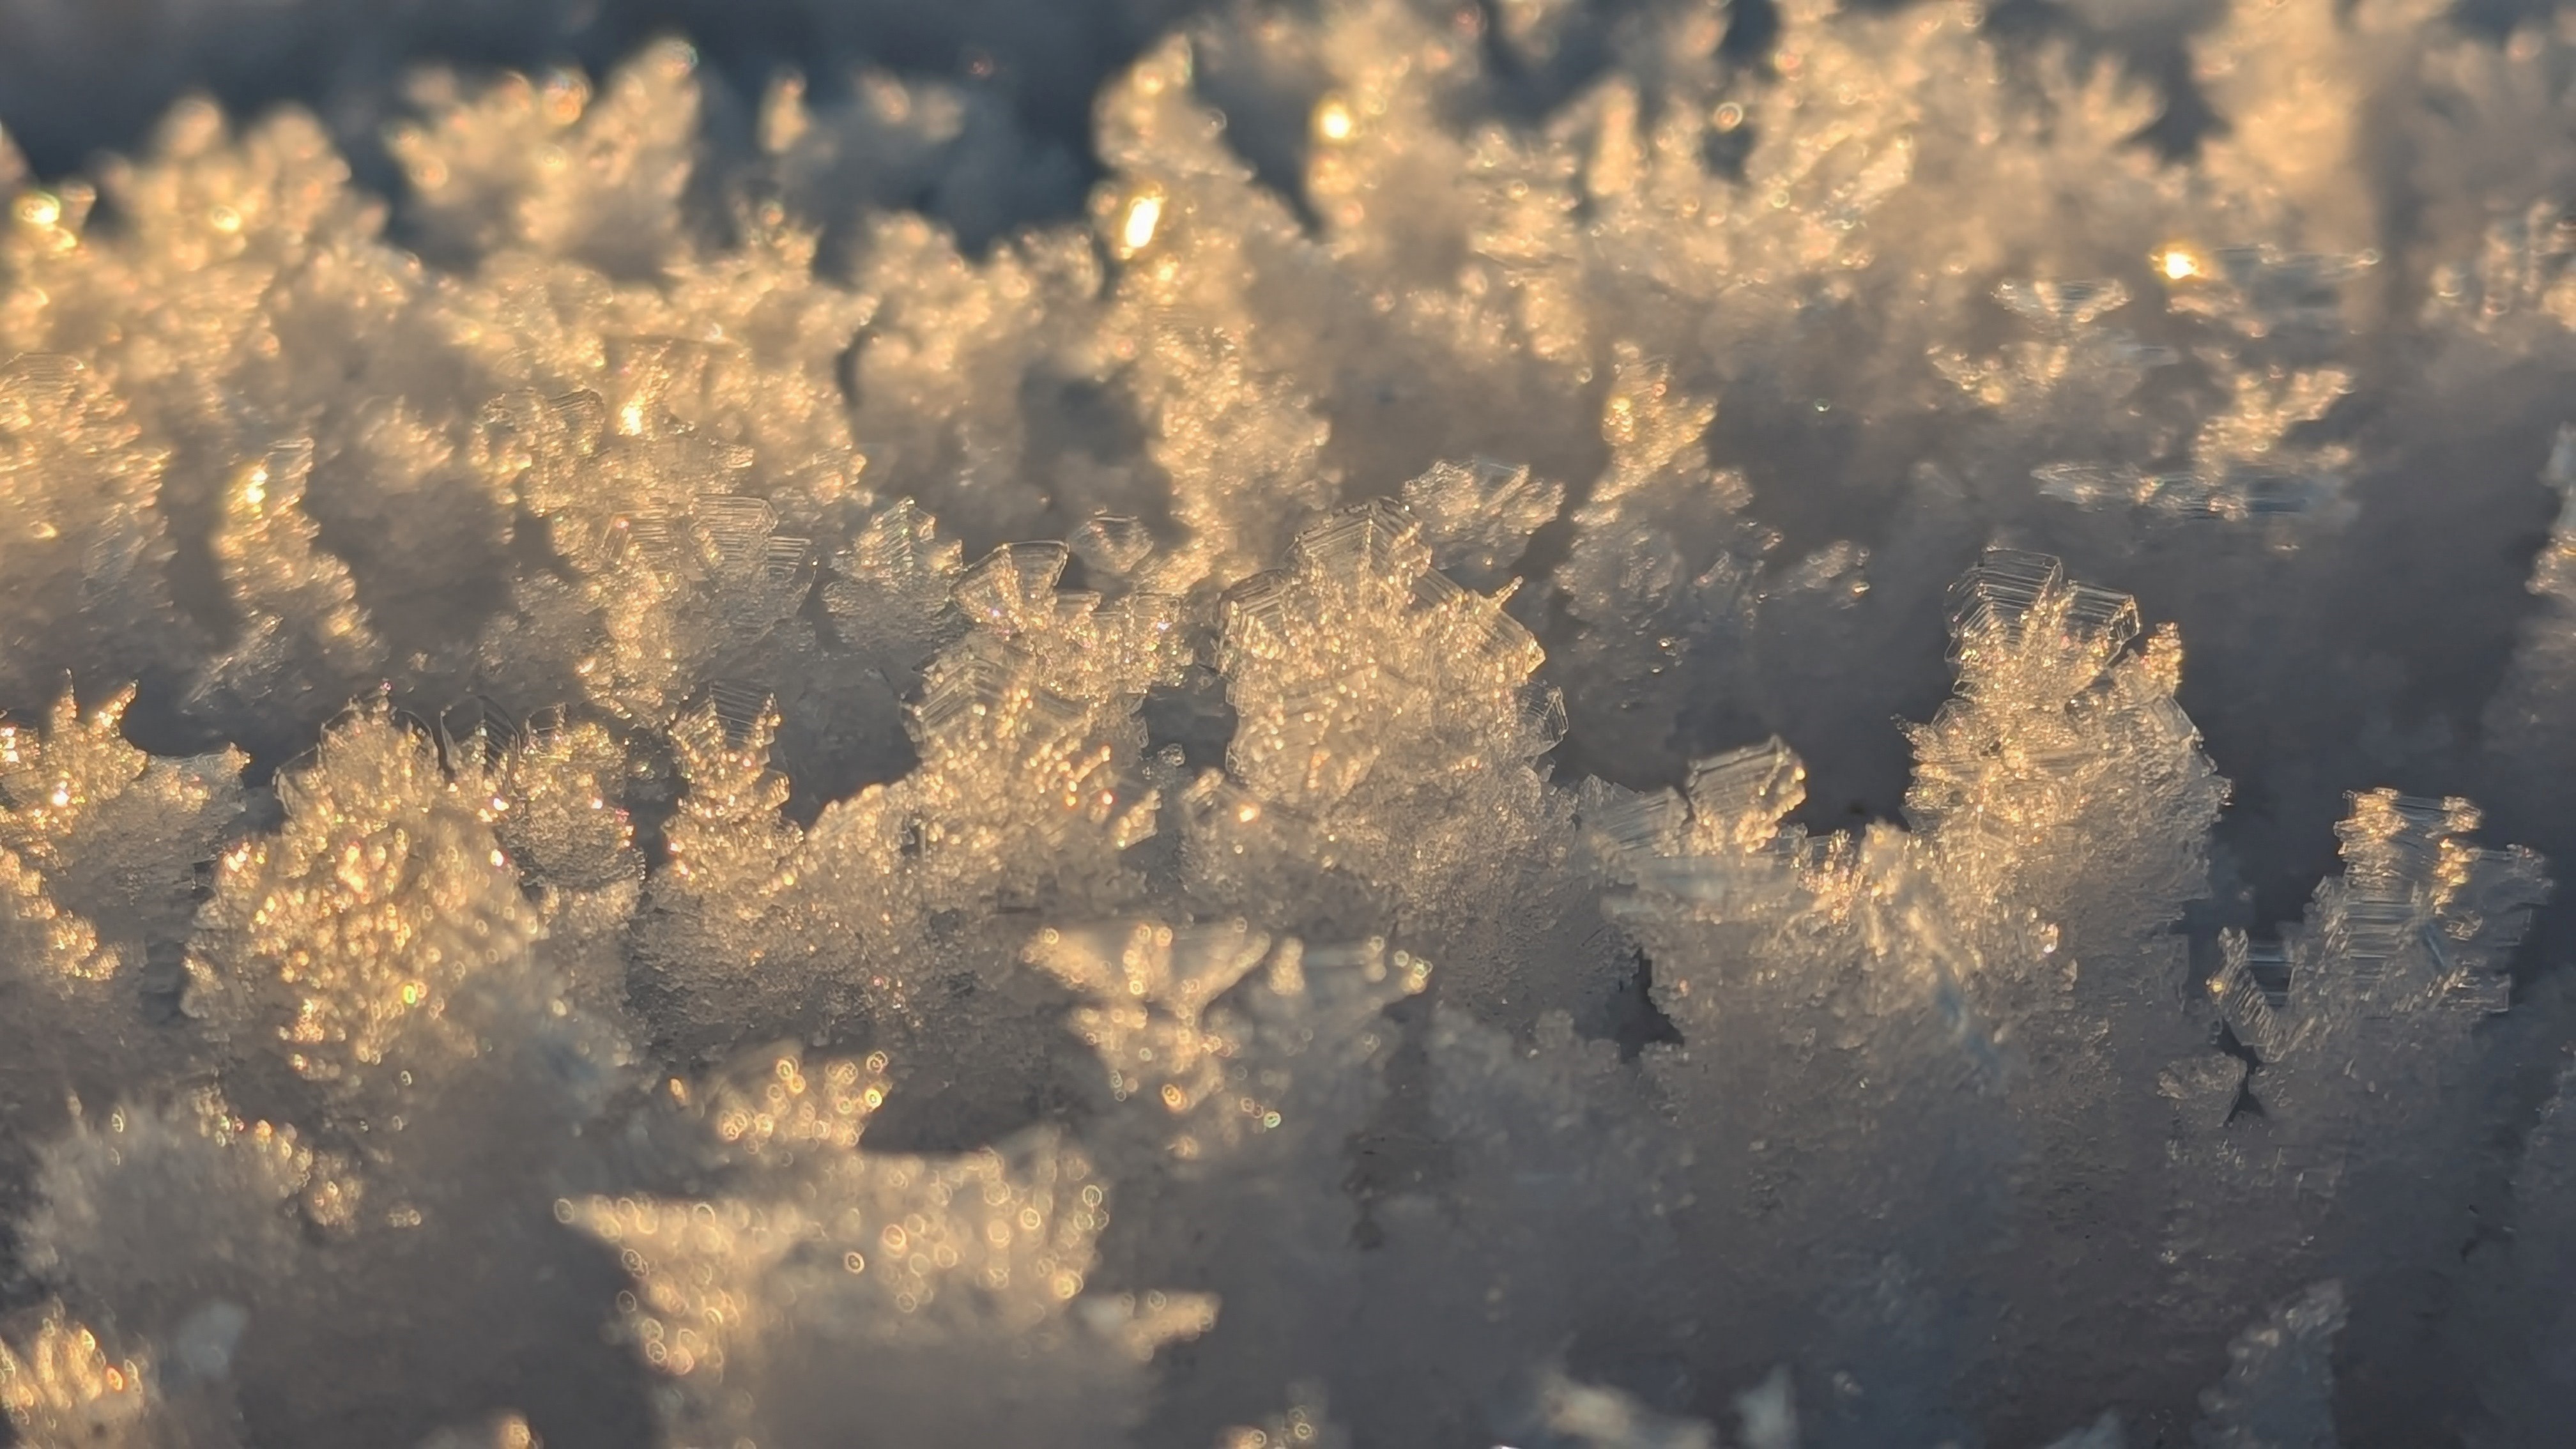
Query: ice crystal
2216,793,2545,1049
184,708,547,1095
571,1041,1214,1447
1501,1364,1717,1449
414,1414,542,1449
3,0,2576,1442
1910,548,2224,921
188,439,385,732
0,686,240,1124
1025,919,1273,1126
388,42,700,275
2193,1283,2349,1449
2182,794,2547,1353
0,1300,238,1449
1216,1393,1349,1449
21,1092,353,1340
1184,500,1620,1026
0,358,187,699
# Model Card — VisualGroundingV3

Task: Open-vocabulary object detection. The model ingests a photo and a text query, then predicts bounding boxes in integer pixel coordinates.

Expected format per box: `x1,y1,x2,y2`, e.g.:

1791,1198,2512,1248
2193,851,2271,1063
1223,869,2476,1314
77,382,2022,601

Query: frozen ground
3,0,2576,1445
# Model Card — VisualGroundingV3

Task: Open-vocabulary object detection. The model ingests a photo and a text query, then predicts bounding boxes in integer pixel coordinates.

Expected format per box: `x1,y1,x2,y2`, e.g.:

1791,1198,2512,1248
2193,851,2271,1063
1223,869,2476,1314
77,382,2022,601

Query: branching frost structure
2,0,2576,1444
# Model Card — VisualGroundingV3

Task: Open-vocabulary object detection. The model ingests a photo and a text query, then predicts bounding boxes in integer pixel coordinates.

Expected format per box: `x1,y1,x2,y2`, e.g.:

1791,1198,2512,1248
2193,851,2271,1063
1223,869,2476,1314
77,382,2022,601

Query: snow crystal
1,0,2575,1443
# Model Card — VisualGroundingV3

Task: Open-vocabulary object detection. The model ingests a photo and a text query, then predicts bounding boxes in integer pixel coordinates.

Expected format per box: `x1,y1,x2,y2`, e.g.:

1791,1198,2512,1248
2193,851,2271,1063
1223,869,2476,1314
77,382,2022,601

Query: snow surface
3,0,2576,1445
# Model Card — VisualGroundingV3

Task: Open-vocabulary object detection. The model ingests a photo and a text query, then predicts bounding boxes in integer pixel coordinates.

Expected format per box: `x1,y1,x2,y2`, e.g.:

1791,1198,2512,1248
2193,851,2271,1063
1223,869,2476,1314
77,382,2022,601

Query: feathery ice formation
6,0,2576,1444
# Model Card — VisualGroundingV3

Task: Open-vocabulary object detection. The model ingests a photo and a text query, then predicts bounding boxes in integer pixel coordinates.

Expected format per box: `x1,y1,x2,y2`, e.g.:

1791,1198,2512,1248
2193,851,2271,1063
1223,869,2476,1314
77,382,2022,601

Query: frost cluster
6,0,2576,1445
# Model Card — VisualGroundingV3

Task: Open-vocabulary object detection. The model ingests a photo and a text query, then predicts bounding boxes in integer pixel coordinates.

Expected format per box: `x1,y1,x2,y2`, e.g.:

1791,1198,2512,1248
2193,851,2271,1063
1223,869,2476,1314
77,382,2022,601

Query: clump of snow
4,0,2576,1445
